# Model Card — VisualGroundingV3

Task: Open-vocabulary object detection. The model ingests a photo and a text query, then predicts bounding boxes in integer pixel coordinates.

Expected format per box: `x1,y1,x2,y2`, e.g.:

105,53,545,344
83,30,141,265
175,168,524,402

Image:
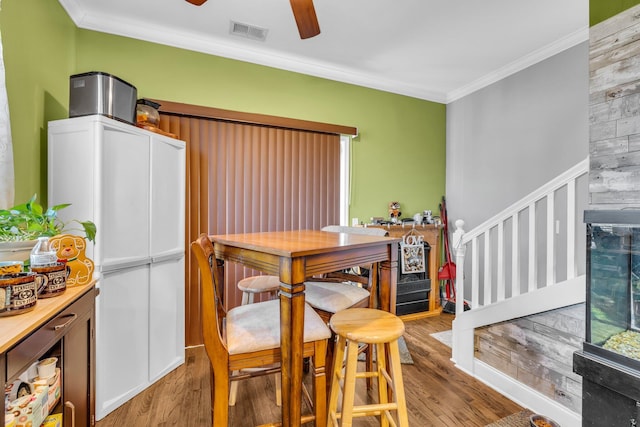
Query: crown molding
57,0,86,24
59,0,448,103
445,26,589,103
58,0,585,106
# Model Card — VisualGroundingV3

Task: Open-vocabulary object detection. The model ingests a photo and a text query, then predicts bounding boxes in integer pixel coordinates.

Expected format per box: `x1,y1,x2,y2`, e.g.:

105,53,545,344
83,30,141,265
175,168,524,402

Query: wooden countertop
0,281,97,354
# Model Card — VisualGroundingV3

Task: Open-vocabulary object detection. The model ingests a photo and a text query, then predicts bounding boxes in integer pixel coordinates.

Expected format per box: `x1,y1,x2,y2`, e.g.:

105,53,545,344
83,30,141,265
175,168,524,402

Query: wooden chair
304,226,389,384
319,225,390,237
230,274,281,406
190,233,331,426
306,225,389,325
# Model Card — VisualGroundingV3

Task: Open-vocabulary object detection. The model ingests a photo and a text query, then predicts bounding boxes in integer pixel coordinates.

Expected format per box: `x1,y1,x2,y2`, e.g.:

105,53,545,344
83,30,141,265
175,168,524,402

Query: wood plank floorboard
96,313,523,426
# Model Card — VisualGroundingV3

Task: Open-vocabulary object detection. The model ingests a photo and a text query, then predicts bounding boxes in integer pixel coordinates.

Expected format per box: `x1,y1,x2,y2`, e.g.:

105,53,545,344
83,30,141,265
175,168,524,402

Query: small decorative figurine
389,201,401,223
49,234,94,286
423,210,434,224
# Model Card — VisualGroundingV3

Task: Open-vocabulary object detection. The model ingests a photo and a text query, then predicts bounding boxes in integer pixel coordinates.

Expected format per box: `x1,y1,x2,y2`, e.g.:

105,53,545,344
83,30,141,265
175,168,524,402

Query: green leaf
30,200,43,216
80,221,97,243
49,203,71,212
0,194,97,242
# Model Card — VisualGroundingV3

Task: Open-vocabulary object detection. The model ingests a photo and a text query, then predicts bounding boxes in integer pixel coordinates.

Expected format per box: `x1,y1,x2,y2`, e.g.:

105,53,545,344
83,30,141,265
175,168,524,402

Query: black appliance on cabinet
573,210,640,426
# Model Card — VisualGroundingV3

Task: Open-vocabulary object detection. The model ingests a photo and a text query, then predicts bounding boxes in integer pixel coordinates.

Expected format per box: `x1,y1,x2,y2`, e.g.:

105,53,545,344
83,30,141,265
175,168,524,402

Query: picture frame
400,233,426,274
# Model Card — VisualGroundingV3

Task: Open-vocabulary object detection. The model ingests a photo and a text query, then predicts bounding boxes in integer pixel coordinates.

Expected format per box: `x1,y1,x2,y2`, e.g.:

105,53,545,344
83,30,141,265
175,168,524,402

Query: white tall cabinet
47,115,186,420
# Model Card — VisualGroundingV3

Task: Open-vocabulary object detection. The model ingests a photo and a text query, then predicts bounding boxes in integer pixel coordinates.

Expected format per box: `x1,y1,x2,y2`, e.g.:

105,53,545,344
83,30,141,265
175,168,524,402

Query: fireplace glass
585,210,640,366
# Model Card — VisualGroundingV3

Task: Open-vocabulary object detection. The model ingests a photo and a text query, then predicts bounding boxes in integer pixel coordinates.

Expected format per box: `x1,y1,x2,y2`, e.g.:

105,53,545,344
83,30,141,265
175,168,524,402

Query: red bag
438,261,456,281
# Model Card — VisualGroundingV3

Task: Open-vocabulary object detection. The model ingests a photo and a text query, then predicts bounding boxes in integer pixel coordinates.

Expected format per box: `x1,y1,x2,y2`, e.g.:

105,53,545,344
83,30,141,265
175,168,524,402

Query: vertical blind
159,113,342,345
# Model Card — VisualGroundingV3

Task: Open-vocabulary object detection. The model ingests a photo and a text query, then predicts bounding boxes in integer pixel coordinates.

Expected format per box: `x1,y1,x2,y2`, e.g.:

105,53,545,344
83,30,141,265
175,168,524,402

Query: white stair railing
450,158,588,372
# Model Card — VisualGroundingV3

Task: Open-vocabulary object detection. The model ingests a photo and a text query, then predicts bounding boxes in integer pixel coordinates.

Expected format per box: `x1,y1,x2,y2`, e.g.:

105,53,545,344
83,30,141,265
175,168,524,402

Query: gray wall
446,42,590,231
446,43,590,415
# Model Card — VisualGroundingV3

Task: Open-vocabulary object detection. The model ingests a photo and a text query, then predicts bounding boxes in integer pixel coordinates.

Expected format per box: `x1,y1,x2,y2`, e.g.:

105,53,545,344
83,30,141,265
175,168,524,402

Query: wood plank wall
475,304,585,413
589,4,640,207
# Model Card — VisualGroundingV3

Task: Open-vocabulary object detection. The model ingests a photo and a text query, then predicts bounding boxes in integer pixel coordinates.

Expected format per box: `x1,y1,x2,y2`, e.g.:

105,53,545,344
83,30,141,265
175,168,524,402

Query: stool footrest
356,371,378,379
334,370,379,382
352,402,400,415
380,367,394,384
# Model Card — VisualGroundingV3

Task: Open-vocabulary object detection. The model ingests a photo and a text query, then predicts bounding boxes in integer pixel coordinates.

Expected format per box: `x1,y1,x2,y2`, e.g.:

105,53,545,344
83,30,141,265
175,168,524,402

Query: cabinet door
96,265,149,419
149,257,185,382
0,354,5,419
63,302,94,427
48,123,97,260
149,135,186,256
100,126,150,265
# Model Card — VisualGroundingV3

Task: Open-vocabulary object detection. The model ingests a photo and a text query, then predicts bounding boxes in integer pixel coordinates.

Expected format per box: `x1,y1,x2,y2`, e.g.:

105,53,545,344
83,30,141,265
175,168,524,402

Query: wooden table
209,230,399,427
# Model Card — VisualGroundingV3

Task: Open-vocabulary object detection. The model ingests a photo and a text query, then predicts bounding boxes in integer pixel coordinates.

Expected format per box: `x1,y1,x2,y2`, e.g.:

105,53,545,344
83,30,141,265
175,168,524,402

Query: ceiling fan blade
185,0,208,5
290,0,320,39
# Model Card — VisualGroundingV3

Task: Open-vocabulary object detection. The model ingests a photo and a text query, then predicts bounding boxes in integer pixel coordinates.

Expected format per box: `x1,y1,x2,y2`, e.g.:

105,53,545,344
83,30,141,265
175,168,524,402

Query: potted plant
0,194,96,262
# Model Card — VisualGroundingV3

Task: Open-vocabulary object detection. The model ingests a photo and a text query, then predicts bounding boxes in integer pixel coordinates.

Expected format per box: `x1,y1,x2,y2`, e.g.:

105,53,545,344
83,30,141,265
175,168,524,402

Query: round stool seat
237,275,280,294
329,308,404,344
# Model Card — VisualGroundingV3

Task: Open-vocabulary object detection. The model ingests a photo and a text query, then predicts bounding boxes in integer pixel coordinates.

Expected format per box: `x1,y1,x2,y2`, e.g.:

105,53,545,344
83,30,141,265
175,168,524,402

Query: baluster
528,202,537,292
484,229,491,306
471,236,479,309
566,178,577,280
512,211,520,297
497,221,505,302
546,192,556,286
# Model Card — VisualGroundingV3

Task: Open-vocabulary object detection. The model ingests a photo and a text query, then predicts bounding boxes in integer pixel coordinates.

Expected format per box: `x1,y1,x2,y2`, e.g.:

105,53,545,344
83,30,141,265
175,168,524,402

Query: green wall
590,0,640,26
0,0,445,223
0,0,76,206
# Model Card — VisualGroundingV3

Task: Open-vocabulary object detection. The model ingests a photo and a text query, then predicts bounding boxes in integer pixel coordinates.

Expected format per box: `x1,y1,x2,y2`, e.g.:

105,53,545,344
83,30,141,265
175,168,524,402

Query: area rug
357,336,414,364
485,410,534,427
397,336,413,364
430,329,452,348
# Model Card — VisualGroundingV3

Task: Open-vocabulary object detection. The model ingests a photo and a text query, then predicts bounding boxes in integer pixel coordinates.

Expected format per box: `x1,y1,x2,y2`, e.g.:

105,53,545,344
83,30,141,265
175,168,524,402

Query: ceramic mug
36,357,58,380
30,262,67,298
0,272,46,316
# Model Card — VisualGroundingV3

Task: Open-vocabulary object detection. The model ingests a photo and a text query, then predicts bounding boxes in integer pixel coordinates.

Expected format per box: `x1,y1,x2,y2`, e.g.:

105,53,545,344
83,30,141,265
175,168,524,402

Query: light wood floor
96,313,523,426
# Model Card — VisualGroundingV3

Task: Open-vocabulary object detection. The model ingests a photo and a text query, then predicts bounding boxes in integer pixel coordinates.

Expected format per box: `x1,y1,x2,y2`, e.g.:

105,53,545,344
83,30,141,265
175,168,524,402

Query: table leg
379,242,399,314
279,281,306,427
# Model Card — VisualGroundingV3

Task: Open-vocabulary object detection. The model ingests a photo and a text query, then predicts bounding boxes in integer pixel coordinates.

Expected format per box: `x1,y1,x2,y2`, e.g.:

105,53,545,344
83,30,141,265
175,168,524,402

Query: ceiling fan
185,0,320,39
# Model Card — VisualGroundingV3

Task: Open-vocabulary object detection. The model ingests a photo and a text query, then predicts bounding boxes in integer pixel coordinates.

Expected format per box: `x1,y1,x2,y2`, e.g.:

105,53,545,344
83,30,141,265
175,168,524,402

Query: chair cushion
304,281,370,314
237,275,281,293
226,299,331,355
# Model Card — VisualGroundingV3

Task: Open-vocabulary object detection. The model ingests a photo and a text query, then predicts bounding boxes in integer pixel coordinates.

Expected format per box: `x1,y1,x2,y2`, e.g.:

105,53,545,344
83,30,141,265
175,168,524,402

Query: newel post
452,219,466,316
450,219,469,367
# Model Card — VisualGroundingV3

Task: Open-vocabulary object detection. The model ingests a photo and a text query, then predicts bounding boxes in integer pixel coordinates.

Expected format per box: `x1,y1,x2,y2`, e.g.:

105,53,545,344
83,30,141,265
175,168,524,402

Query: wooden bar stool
237,275,280,305
327,308,409,427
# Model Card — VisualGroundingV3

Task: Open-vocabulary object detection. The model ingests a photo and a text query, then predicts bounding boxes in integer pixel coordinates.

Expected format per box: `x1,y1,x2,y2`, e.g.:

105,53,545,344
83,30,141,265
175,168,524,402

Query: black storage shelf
395,242,430,315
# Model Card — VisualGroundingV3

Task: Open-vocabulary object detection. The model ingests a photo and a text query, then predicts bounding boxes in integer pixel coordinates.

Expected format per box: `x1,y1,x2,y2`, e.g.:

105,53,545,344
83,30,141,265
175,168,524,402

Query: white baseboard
462,360,582,427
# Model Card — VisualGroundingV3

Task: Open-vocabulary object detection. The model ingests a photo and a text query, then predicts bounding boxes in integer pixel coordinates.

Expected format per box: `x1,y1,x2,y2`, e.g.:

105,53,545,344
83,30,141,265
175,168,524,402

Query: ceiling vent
230,21,268,42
